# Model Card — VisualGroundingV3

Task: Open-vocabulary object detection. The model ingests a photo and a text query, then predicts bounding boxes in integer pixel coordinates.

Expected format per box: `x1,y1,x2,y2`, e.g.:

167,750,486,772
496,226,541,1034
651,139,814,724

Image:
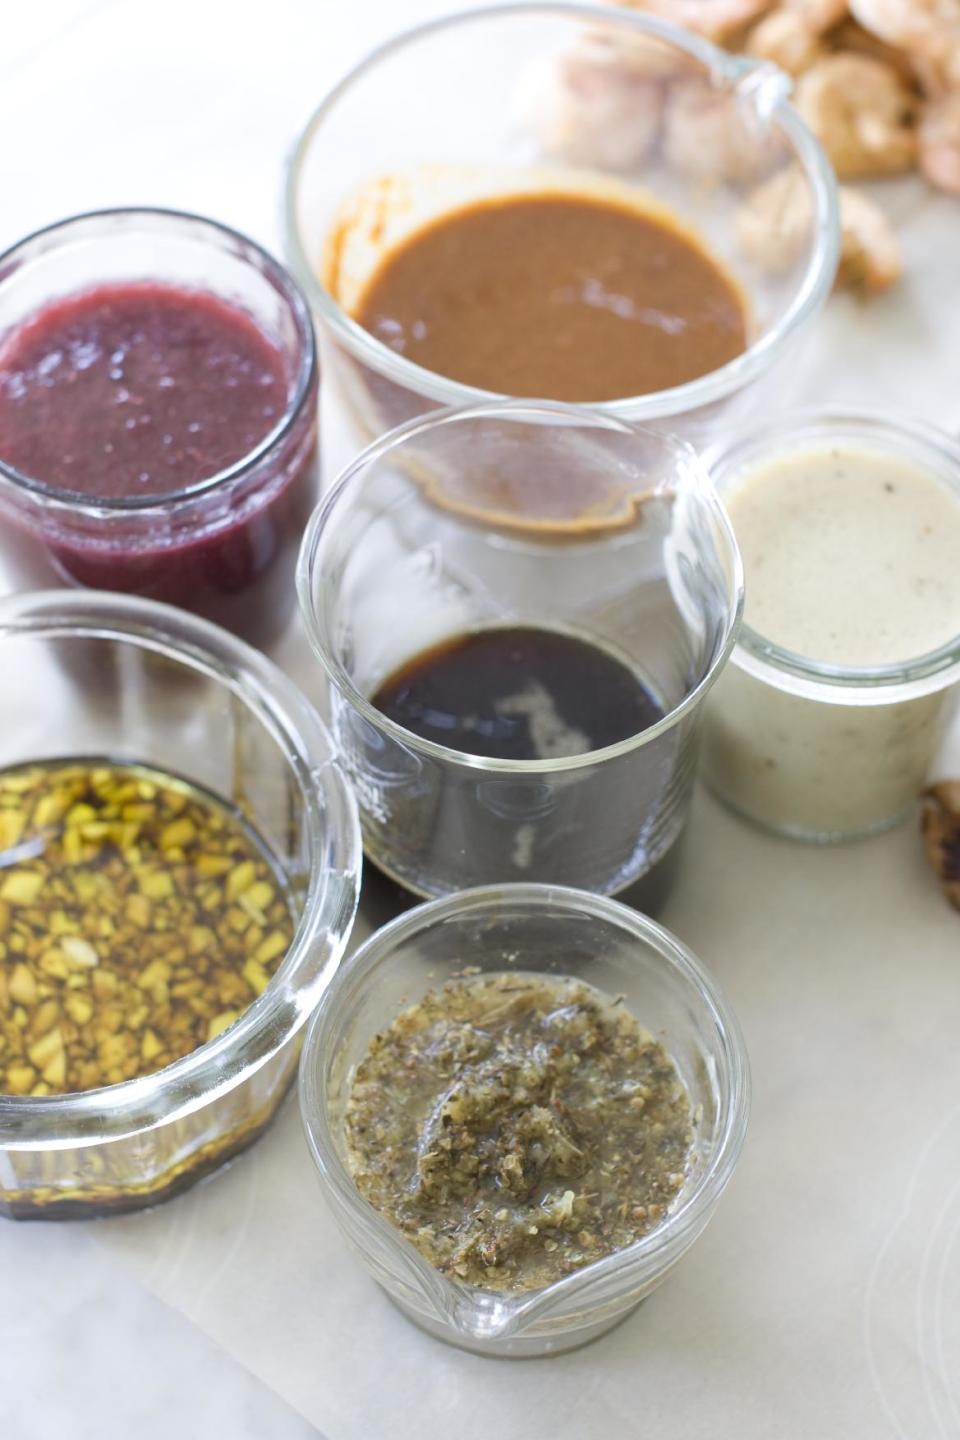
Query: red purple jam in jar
0,283,290,497
0,211,319,650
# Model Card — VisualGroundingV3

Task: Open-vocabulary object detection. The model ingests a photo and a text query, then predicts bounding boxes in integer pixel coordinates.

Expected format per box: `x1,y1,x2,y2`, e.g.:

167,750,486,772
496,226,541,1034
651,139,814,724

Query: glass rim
709,406,960,696
0,589,362,1145
296,398,745,774
299,881,751,1331
0,206,318,514
283,0,840,422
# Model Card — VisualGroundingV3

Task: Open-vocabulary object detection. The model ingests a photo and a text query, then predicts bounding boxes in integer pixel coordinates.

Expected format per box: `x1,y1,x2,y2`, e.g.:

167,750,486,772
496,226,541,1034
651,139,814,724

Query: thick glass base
358,829,687,934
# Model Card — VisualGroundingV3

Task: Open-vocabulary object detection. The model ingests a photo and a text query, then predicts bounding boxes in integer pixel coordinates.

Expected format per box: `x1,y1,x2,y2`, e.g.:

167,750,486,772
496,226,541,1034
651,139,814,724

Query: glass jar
0,208,319,651
701,411,960,841
0,589,361,1218
285,2,838,446
299,883,750,1357
297,400,742,906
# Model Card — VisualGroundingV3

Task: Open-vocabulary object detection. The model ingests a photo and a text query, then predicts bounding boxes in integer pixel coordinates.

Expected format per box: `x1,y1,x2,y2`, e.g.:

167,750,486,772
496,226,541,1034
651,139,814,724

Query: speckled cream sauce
727,445,960,666
703,443,960,839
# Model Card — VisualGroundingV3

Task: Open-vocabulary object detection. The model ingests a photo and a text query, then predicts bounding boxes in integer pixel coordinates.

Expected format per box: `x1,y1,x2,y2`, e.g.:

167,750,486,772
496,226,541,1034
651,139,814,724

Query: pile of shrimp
523,0,960,296
643,0,959,290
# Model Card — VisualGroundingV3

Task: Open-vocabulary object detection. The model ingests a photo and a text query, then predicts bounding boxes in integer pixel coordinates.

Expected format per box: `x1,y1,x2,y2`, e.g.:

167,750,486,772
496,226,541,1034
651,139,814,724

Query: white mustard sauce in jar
703,423,960,840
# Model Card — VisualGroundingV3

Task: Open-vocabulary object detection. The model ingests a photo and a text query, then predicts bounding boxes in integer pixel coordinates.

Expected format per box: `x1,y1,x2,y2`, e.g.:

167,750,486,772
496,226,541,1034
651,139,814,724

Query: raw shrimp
622,0,773,42
910,26,960,95
518,40,665,170
737,167,901,292
662,76,786,183
745,10,827,73
918,91,960,190
793,52,917,177
579,25,702,78
828,18,924,84
850,0,960,90
736,167,815,270
834,187,902,292
782,0,848,31
849,0,960,46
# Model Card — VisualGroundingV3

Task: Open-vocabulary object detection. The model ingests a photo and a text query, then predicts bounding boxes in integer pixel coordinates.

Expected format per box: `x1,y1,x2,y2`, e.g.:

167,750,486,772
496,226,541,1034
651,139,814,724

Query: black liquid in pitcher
370,626,665,760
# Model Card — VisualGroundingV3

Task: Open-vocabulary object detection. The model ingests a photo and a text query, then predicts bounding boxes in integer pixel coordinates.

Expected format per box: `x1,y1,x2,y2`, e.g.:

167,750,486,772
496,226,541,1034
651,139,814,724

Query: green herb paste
345,973,694,1293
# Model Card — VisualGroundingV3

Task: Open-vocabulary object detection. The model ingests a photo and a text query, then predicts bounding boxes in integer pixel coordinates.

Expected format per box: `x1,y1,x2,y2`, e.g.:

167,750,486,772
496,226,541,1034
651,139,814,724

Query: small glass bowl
0,590,361,1219
285,2,839,444
299,884,750,1358
701,409,960,842
0,208,319,651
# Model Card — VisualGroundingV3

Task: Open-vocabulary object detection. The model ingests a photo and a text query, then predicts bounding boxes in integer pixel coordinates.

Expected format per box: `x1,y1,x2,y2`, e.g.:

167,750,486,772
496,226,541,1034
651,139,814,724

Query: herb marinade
345,973,694,1292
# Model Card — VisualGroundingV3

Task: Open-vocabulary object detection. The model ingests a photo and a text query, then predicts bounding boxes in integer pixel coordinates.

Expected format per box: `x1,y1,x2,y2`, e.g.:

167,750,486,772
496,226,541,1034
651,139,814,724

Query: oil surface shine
354,192,748,402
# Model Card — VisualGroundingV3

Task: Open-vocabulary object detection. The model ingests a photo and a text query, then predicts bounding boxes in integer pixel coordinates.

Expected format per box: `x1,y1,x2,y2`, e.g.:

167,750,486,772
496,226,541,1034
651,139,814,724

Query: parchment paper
89,189,960,1440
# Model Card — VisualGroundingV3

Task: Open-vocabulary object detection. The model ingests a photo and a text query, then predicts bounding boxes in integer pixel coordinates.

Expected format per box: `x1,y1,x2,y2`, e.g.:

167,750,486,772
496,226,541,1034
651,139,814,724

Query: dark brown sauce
370,627,665,761
353,192,748,402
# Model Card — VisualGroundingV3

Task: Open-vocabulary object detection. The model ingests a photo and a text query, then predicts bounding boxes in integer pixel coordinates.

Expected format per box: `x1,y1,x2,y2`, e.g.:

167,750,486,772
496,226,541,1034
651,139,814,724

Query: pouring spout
450,1288,523,1343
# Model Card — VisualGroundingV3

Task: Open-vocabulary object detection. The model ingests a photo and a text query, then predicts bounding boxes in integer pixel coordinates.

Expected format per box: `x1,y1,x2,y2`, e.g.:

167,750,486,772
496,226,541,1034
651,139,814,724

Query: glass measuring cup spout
367,1156,736,1352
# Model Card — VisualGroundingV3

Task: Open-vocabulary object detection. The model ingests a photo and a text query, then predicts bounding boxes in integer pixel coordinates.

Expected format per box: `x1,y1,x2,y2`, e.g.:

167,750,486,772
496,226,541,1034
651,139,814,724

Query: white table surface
2,4,959,1438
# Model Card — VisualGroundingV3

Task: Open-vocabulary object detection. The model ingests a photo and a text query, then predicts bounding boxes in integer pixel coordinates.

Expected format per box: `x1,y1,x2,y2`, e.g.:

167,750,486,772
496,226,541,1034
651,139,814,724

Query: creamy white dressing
727,445,960,666
704,439,960,840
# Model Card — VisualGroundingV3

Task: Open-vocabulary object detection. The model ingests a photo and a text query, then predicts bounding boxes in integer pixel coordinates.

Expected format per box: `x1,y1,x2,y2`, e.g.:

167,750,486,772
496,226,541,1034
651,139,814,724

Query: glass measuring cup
299,884,750,1357
285,1,838,443
297,400,743,906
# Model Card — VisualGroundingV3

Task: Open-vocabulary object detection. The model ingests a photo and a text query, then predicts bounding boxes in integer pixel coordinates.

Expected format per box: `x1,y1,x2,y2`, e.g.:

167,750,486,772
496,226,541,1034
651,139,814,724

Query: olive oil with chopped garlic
0,759,296,1095
345,973,694,1292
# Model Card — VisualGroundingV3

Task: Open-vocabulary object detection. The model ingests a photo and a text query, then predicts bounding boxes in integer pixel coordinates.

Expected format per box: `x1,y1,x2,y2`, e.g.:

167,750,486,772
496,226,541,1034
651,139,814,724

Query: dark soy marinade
370,626,665,761
345,973,694,1293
